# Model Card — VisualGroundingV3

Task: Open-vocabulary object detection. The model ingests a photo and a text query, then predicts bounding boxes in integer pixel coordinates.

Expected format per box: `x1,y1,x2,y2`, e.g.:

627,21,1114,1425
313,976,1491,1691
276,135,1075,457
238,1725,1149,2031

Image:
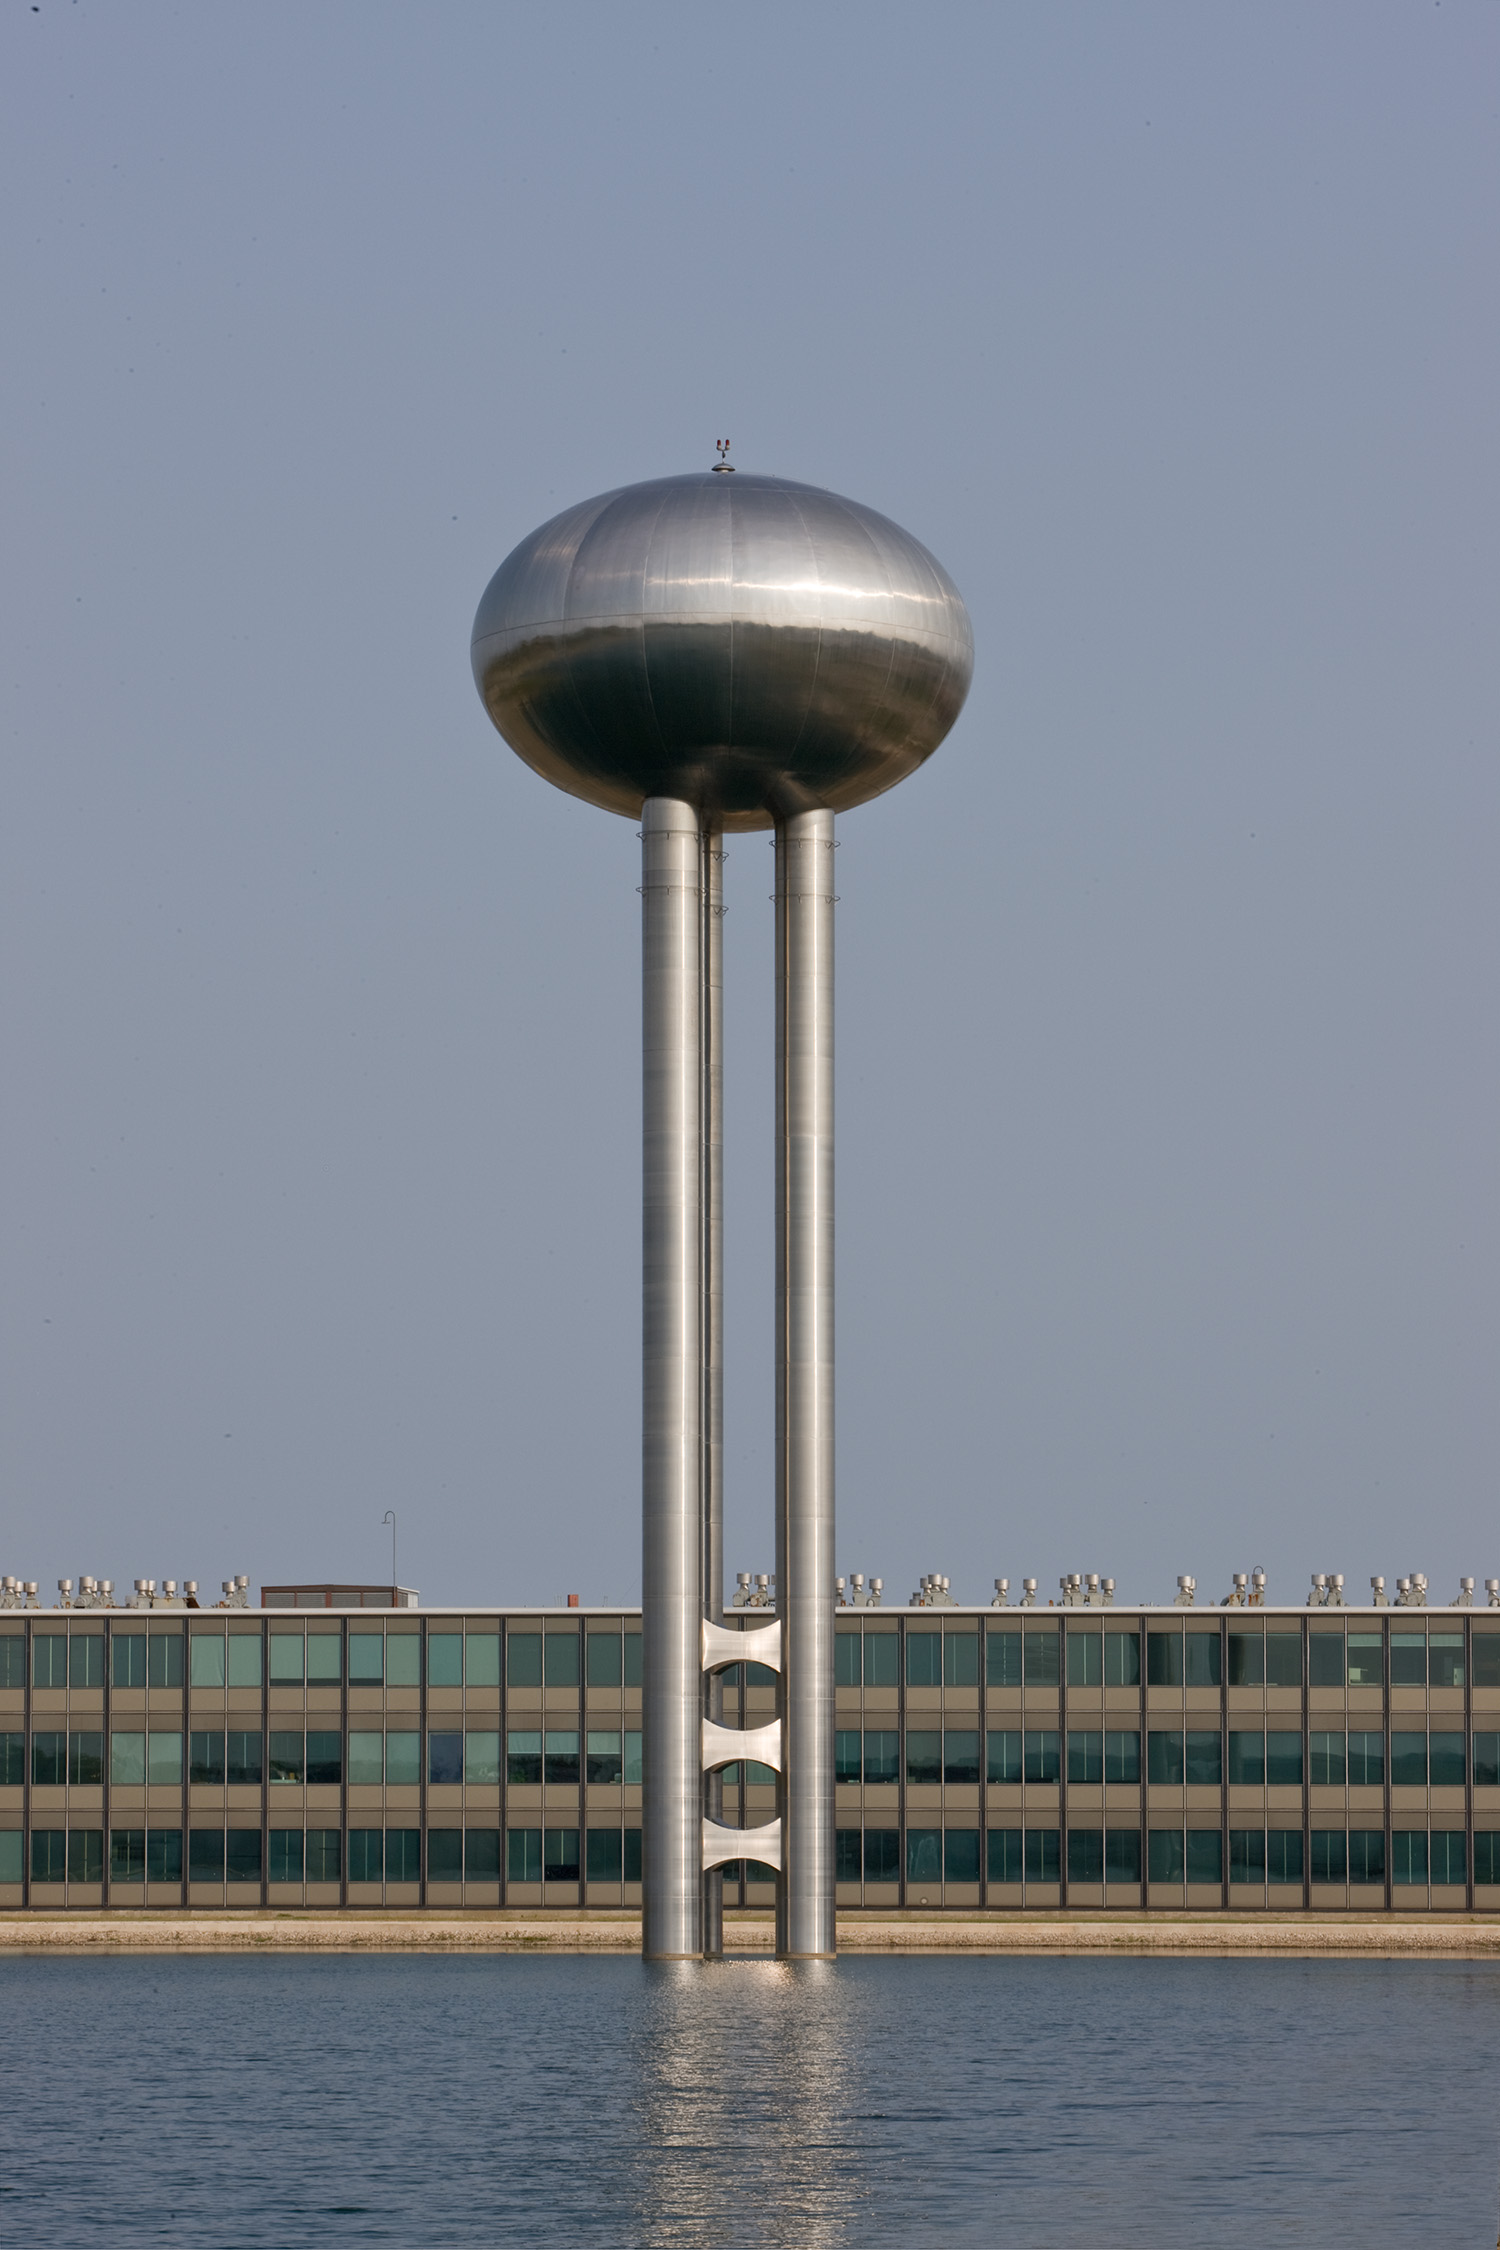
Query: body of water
1,1950,1494,2246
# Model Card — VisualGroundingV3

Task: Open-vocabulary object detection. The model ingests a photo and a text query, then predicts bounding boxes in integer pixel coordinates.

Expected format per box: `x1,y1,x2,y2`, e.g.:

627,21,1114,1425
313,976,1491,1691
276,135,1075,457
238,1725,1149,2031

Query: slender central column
774,807,836,1959
641,797,703,1961
701,830,725,1958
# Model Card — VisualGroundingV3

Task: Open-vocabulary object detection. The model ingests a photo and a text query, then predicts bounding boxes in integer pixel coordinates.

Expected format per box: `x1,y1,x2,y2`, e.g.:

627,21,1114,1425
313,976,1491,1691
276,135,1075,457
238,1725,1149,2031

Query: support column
641,797,703,1960
774,808,836,1958
701,828,725,1957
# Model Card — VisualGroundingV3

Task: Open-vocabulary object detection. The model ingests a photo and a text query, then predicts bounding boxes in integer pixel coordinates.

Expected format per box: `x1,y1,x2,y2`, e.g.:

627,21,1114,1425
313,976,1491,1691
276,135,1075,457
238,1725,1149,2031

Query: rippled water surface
1,1950,1495,2246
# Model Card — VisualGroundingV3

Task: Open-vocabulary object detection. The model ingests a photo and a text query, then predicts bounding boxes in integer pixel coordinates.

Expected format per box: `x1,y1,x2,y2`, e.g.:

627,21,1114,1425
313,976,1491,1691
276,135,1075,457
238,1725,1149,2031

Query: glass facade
2,1605,1498,1913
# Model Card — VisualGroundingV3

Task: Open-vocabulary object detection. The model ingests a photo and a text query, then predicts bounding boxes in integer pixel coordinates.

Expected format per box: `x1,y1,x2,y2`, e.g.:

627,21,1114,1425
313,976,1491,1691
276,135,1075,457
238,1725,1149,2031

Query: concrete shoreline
4,1912,1500,1956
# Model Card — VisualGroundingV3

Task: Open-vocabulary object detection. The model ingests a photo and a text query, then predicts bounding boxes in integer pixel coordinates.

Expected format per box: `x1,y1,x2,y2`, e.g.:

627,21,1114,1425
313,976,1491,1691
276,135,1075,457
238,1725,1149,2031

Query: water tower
472,461,972,1958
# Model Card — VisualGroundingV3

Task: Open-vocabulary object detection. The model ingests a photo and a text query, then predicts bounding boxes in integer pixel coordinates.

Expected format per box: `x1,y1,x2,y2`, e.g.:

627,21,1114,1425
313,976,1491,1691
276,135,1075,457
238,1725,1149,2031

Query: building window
1391,1830,1427,1885
467,1829,502,1881
428,1829,463,1881
1265,1634,1301,1688
1105,1731,1141,1784
189,1829,225,1882
1066,1631,1102,1688
347,1731,383,1786
987,1730,1021,1785
1390,1633,1426,1688
906,1828,941,1884
544,1731,580,1786
1024,1829,1060,1883
30,1830,65,1882
109,1829,145,1884
1432,1831,1466,1885
943,1730,980,1785
1308,1633,1345,1687
1430,1733,1465,1788
543,1828,580,1882
1148,1731,1184,1786
1148,1829,1184,1884
1390,1732,1427,1787
1067,1828,1103,1884
0,1734,22,1785
1473,1833,1500,1885
428,1633,463,1687
1105,1632,1140,1687
304,1830,339,1883
385,1731,419,1787
906,1730,941,1786
385,1636,420,1687
1105,1829,1141,1885
226,1635,262,1688
1268,1830,1302,1885
146,1732,183,1788
1067,1731,1103,1785
906,1632,941,1688
1024,1631,1060,1688
269,1831,304,1883
588,1828,625,1882
863,1830,900,1882
1024,1730,1060,1785
835,1730,861,1784
507,1634,542,1688
112,1634,147,1689
465,1732,501,1786
1349,1831,1385,1886
228,1732,263,1787
1185,1732,1222,1787
1227,1633,1264,1688
944,1633,979,1688
987,1829,1022,1883
1146,1631,1182,1687
268,1634,304,1686
587,1731,623,1785
347,1633,384,1685
1474,1636,1500,1690
466,1634,501,1687
986,1630,1021,1688
1310,1830,1347,1884
1185,1634,1221,1689
0,1834,22,1883
428,1732,463,1786
33,1636,67,1689
1473,1734,1500,1789
269,1732,305,1785
69,1636,105,1690
0,1638,24,1690
944,1829,981,1882
109,1733,145,1787
348,1829,383,1883
863,1730,898,1784
67,1830,103,1884
387,1830,421,1883
1227,1732,1264,1787
226,1830,261,1883
587,1632,624,1689
1429,1634,1464,1690
31,1733,66,1787
1347,1633,1383,1688
1229,1829,1265,1884
1185,1830,1221,1886
190,1732,226,1786
1348,1731,1384,1787
543,1635,580,1689
1309,1732,1346,1786
1265,1733,1302,1788
146,1829,182,1883
834,1829,861,1882
304,1732,341,1787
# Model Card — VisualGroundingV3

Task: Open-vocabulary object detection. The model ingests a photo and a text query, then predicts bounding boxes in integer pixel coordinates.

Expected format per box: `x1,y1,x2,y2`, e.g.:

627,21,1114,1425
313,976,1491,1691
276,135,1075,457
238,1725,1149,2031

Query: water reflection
630,1960,864,2249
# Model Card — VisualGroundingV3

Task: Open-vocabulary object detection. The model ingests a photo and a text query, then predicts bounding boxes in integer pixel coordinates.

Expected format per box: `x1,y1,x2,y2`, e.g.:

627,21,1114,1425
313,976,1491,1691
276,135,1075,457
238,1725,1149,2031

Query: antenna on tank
712,439,735,471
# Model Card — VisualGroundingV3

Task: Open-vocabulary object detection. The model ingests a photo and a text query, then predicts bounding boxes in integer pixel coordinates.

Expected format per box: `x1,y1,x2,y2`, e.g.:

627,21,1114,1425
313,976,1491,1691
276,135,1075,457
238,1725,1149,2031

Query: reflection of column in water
630,1961,864,2250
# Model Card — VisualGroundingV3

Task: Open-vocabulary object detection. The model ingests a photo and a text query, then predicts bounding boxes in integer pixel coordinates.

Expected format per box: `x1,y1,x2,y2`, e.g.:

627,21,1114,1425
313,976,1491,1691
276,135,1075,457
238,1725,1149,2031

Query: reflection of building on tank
471,458,973,1960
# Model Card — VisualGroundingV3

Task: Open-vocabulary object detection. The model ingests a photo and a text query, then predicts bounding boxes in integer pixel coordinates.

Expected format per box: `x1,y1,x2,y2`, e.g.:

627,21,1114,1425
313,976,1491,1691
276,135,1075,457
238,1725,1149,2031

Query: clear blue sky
2,2,1495,1607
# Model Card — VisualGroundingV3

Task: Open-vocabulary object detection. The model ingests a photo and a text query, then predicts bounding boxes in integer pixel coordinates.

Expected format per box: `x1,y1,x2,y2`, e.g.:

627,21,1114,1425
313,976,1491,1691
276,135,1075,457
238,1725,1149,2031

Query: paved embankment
3,1913,1500,1955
